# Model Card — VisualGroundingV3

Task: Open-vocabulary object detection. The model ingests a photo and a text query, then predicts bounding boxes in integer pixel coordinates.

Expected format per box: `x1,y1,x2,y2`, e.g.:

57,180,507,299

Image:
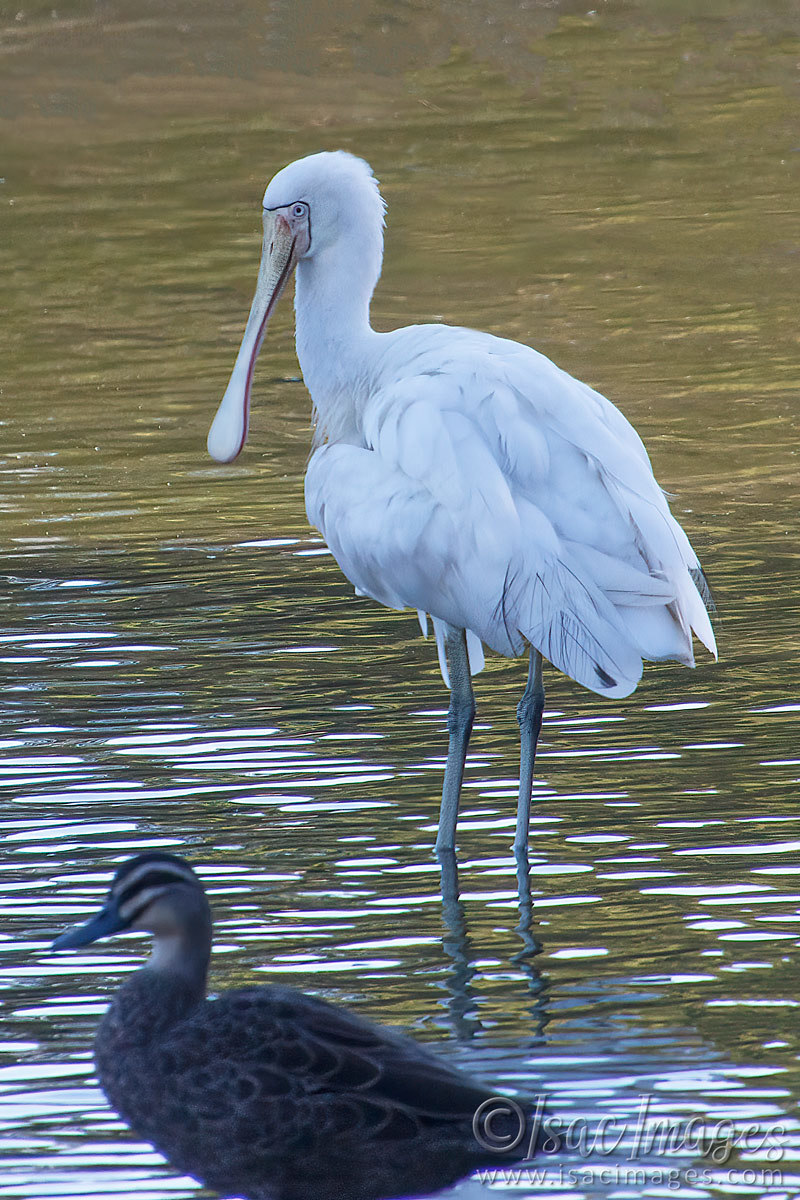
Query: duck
206,151,716,853
53,851,538,1200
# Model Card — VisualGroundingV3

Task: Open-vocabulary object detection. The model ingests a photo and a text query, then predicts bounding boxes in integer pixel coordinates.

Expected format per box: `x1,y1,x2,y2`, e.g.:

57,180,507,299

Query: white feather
305,320,716,697
223,150,716,700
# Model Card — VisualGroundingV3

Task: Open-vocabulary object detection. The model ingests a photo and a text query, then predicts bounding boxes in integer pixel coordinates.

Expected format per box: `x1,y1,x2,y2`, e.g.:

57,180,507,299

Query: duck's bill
207,211,299,463
52,901,124,951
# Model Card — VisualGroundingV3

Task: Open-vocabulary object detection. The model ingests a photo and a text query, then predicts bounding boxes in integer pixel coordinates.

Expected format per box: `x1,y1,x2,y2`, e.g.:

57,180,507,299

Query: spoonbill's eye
292,203,307,219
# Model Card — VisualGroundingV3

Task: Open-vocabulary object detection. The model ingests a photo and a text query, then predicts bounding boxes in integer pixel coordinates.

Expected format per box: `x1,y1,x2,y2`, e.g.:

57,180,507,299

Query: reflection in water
2,0,800,1196
439,851,481,1041
2,547,800,1196
438,850,546,1046
511,854,546,997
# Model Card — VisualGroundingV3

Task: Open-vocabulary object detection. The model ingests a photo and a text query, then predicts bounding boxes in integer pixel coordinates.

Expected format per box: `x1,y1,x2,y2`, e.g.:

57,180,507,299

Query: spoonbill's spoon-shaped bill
208,208,309,463
207,150,717,854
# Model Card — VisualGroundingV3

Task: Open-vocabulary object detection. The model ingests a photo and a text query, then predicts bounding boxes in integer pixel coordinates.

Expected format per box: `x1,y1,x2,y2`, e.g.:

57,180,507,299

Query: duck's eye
291,203,307,219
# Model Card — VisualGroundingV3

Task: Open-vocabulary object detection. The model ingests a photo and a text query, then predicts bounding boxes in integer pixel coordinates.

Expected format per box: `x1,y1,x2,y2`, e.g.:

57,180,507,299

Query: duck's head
53,852,212,976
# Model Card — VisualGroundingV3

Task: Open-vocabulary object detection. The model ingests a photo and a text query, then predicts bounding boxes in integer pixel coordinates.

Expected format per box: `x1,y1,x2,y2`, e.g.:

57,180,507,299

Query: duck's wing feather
114,985,516,1200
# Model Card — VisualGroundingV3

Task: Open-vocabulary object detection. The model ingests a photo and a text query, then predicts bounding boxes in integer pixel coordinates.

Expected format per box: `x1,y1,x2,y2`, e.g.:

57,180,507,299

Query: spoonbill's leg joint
515,648,544,853
436,626,475,854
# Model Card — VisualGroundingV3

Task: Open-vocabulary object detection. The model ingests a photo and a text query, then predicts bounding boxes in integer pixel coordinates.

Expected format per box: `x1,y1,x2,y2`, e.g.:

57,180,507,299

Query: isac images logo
472,1094,787,1191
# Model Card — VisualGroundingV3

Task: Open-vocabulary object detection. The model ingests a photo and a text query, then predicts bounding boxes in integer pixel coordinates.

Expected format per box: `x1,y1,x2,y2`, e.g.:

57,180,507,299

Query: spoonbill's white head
263,150,385,259
207,151,385,463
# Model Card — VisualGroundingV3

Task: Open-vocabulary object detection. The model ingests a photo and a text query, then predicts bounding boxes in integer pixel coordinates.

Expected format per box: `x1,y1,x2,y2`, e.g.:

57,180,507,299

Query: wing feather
305,323,715,692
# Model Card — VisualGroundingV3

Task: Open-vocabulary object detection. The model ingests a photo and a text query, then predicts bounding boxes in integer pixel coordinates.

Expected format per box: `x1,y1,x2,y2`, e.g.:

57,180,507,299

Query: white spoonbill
207,150,716,854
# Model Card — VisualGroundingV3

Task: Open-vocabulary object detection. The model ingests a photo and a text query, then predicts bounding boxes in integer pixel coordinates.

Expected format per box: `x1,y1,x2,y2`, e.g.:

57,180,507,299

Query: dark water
2,2,799,1197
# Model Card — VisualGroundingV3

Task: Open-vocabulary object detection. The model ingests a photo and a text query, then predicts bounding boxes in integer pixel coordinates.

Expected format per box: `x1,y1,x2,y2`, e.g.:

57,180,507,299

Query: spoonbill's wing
486,334,717,661
307,376,646,699
306,324,714,697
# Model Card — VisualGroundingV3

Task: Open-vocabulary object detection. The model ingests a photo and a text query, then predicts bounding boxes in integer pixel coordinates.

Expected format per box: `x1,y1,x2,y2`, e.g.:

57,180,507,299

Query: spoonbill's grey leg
515,648,544,854
436,626,475,854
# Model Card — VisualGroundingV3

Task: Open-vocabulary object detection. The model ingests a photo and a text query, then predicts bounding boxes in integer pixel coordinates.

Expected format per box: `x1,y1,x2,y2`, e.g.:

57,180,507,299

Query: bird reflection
438,848,547,1045
438,849,481,1041
53,852,534,1200
512,852,545,976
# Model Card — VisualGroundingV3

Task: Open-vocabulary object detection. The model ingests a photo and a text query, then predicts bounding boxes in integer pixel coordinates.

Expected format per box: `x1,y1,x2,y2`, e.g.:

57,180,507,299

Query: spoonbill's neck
294,231,383,440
